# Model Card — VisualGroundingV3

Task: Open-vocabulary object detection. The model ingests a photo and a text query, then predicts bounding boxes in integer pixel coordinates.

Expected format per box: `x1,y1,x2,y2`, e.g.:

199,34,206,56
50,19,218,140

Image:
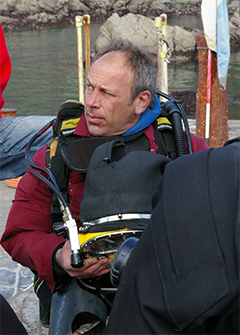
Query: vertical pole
205,49,212,145
196,31,228,147
83,14,91,77
161,14,168,95
155,17,162,94
75,16,84,104
155,14,168,102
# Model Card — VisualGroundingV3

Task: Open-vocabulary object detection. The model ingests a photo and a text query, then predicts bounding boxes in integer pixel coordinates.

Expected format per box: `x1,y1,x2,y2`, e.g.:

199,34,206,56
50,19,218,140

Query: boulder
11,0,32,16
229,7,240,47
113,0,131,11
68,0,89,12
82,0,114,10
93,13,157,58
0,15,18,26
172,25,196,53
37,0,58,12
127,0,152,13
55,0,69,12
28,12,57,24
92,12,198,61
7,0,18,9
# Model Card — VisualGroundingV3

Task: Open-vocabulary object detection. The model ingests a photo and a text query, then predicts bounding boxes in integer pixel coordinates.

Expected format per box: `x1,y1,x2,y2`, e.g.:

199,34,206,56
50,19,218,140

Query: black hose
176,102,193,154
92,278,113,309
162,101,186,157
24,118,68,208
156,90,193,155
26,166,68,209
25,119,84,269
24,119,59,187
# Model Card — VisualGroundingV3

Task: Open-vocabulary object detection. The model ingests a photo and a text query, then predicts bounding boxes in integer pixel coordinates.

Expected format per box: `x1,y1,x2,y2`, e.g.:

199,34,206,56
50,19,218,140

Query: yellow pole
83,14,91,77
161,14,168,95
75,15,84,104
155,17,162,94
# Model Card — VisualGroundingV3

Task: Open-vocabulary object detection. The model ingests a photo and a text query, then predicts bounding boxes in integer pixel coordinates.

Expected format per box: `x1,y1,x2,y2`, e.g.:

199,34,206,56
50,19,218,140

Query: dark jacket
106,141,239,334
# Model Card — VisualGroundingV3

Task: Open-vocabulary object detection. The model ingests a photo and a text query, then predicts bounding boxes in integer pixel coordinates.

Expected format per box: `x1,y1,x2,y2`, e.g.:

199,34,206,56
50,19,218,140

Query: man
0,23,53,181
106,138,239,334
1,40,208,318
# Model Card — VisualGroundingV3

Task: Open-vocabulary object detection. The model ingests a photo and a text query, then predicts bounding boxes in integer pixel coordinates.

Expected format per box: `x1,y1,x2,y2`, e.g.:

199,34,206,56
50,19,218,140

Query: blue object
122,94,161,137
0,115,54,180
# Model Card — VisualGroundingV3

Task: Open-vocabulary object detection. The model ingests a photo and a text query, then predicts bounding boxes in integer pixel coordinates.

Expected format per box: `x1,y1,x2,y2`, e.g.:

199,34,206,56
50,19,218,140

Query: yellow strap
49,138,58,159
60,117,81,131
156,116,172,126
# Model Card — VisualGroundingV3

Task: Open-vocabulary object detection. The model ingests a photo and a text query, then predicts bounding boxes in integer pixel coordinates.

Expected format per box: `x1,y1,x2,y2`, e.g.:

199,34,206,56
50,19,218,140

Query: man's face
84,51,141,137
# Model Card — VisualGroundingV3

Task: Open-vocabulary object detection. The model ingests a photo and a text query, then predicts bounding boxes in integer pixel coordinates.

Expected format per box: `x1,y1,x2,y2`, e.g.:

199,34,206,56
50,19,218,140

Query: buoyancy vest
47,94,190,223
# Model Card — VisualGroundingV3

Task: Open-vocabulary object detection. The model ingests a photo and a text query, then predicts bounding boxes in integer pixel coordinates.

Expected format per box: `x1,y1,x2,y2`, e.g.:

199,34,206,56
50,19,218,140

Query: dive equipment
25,119,85,268
24,91,194,334
110,237,139,287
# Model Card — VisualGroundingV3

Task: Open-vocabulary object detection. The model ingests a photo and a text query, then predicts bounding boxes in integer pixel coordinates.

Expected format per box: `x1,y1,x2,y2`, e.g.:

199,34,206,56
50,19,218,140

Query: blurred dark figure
0,294,27,334
106,137,240,334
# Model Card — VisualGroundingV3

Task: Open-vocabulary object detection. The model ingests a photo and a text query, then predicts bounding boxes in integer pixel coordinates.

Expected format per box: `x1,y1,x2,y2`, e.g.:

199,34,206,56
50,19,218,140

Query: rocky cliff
0,0,239,40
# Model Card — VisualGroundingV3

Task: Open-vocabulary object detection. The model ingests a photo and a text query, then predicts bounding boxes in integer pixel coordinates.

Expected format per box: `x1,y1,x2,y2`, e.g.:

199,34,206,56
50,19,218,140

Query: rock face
0,0,203,29
229,7,240,47
92,12,198,61
0,1,239,60
0,0,239,47
0,0,239,50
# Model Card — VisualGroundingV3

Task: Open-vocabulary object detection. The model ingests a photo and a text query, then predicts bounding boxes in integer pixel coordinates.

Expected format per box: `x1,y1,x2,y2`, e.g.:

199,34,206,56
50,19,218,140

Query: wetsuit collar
121,94,161,137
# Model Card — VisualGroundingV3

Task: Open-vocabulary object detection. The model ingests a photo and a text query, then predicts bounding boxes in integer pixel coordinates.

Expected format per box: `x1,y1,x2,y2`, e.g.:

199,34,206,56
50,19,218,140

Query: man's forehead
88,53,133,85
91,51,131,73
97,50,126,63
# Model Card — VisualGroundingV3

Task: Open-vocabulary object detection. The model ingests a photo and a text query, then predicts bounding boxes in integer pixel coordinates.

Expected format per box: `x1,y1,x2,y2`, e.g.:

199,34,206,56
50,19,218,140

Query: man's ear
134,91,151,115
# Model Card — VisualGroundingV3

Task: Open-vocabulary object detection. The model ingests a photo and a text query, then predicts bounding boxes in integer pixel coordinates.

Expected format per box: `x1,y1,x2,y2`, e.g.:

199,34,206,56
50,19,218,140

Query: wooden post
196,31,228,148
83,14,91,77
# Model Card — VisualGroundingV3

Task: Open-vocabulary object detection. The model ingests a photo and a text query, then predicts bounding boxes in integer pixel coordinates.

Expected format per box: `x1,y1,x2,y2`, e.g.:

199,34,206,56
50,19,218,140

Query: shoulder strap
46,138,58,168
155,116,177,160
46,100,84,222
52,100,84,137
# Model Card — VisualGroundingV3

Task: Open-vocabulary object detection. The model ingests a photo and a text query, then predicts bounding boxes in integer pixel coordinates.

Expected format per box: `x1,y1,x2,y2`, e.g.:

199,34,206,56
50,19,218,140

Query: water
3,18,240,119
3,25,99,117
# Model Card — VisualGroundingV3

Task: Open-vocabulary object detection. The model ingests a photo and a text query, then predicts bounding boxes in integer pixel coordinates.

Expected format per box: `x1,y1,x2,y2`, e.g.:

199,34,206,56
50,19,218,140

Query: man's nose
85,89,100,107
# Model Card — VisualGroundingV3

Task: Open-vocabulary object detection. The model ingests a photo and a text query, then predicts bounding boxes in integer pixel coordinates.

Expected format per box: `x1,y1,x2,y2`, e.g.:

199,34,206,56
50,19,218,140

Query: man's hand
55,240,112,279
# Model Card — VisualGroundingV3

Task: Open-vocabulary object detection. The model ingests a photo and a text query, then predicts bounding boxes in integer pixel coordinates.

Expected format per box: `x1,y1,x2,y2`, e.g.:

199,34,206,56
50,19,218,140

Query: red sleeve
0,24,11,112
0,145,65,291
190,133,209,152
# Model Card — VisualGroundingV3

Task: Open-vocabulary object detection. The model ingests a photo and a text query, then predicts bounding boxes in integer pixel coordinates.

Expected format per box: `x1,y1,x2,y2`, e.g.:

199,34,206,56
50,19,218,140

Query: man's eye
103,91,114,97
86,84,93,91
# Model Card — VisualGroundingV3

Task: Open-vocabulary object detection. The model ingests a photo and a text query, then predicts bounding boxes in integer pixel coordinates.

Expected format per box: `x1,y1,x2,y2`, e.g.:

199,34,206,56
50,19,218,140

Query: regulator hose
25,118,68,209
161,100,186,157
25,118,84,268
156,90,193,155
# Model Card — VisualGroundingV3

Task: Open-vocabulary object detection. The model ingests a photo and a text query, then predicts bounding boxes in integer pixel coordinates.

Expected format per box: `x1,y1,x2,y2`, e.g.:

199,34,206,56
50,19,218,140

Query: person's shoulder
190,133,209,152
33,143,49,166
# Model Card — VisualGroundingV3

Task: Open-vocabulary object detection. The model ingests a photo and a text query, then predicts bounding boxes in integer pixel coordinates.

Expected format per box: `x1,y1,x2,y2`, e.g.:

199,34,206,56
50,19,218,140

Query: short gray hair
91,40,156,109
